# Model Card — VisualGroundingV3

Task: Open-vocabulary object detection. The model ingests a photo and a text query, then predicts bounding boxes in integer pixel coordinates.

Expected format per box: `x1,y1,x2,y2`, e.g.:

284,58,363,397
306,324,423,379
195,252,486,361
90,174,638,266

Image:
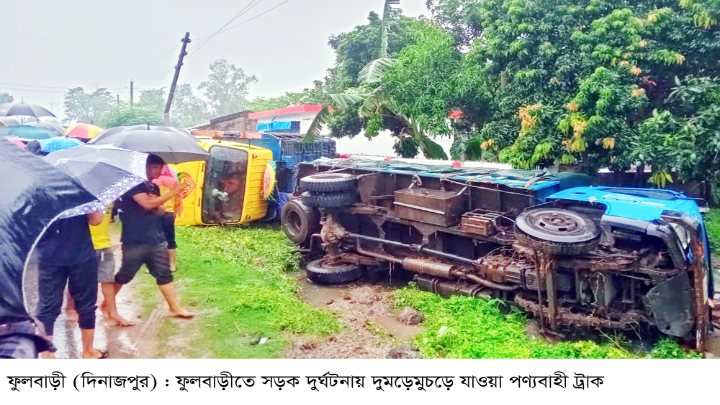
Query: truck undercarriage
282,158,714,350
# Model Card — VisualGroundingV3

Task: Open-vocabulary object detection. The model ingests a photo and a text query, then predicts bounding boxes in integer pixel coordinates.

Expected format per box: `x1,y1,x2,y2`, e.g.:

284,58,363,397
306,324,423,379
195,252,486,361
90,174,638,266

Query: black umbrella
0,139,97,321
89,124,209,164
27,120,64,136
0,102,56,118
44,145,149,218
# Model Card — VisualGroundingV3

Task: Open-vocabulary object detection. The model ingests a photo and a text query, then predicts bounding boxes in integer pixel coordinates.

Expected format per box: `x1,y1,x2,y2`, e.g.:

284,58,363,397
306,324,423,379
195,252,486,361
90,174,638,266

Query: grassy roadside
395,285,700,359
704,208,720,255
155,224,701,359
170,225,341,358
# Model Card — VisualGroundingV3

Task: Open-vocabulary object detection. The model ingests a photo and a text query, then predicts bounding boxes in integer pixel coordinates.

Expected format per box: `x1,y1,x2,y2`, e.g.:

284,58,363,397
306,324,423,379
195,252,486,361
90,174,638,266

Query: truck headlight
670,223,690,250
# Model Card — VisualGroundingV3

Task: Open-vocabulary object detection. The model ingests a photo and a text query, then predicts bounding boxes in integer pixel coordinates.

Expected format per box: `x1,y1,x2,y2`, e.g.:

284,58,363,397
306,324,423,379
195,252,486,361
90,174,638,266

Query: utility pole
116,94,120,106
130,80,134,106
164,32,191,125
380,0,400,58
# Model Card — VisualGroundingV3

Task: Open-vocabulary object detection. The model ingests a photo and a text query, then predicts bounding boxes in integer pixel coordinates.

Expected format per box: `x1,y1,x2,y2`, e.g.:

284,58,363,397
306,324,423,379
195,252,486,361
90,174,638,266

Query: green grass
704,208,720,255
395,285,701,359
171,224,341,358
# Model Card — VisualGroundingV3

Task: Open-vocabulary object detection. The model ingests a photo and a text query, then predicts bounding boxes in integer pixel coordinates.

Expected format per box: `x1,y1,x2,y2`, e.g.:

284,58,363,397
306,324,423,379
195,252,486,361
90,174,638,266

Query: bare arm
88,211,104,226
132,182,185,210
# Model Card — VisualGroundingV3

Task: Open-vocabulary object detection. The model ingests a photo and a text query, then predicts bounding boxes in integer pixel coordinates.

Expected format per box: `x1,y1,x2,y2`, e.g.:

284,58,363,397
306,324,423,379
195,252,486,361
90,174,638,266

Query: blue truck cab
546,186,714,347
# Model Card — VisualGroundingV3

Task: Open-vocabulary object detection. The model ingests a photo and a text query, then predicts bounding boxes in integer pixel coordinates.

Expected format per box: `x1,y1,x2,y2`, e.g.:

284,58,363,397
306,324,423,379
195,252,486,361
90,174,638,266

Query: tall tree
137,88,166,111
99,104,163,128
426,0,484,46
0,92,13,104
325,11,415,94
328,20,454,159
198,59,257,117
63,87,114,124
170,84,210,127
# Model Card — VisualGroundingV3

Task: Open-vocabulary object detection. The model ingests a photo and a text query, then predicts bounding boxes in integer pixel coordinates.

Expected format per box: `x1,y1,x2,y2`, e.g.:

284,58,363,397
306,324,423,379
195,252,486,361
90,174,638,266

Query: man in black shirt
35,212,106,359
112,155,194,319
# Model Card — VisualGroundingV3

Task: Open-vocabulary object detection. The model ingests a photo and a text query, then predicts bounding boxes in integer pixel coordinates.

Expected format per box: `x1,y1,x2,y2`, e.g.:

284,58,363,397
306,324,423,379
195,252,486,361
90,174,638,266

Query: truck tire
301,191,357,208
306,258,363,285
515,207,600,256
281,199,319,246
300,173,357,193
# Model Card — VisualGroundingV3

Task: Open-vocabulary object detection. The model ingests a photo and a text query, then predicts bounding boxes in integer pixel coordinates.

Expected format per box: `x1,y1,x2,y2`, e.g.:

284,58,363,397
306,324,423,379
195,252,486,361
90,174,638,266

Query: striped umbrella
63,123,104,140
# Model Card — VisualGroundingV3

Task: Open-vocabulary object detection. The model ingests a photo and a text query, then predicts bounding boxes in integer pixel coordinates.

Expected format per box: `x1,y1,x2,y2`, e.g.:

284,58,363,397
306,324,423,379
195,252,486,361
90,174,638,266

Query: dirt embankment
282,280,422,359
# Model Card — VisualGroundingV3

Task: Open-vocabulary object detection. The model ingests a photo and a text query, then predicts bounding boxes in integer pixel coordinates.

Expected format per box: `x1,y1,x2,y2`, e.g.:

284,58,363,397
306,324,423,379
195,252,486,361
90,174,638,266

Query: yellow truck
171,132,336,226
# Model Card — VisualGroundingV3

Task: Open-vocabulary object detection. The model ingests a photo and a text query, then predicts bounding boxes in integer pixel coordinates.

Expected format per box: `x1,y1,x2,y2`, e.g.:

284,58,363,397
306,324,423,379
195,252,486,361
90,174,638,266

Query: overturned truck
280,158,715,349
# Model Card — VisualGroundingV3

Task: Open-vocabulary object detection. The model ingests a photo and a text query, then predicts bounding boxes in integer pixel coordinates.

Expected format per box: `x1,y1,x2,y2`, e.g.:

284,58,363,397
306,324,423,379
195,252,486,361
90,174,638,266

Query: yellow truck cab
173,138,273,226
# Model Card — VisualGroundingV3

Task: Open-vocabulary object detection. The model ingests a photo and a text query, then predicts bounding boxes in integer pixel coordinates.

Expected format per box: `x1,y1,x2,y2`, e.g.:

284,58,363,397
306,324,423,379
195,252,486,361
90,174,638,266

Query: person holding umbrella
39,145,151,358
35,211,107,359
0,140,97,359
113,154,194,319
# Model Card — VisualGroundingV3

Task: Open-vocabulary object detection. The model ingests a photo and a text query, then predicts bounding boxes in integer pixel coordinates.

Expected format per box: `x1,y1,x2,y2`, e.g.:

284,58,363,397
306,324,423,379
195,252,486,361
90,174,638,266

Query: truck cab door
201,145,249,225
171,160,204,226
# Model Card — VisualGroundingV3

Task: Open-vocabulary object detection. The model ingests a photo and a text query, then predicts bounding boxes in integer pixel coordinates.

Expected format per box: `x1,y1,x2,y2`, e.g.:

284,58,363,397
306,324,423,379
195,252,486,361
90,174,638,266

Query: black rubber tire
281,199,319,246
301,190,357,208
515,208,600,256
300,173,357,193
306,258,363,285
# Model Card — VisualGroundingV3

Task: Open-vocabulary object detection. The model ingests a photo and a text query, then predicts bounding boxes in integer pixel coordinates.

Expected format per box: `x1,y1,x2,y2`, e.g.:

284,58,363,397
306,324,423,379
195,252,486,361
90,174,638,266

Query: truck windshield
202,146,248,224
600,187,679,200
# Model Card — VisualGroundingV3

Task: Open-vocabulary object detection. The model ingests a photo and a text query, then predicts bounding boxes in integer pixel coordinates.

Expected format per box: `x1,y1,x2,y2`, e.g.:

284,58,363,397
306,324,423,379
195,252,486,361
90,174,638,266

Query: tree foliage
199,59,258,117
247,81,328,112
63,87,114,124
170,83,210,127
98,104,163,128
0,91,13,104
387,0,720,188
137,88,166,111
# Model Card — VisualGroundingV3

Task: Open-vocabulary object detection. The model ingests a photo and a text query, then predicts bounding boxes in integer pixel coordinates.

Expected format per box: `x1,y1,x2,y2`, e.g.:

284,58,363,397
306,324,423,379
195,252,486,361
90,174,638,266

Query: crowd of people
34,154,194,359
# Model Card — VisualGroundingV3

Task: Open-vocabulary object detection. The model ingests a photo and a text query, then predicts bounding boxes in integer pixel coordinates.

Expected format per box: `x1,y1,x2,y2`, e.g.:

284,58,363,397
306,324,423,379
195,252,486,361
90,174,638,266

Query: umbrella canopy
0,125,58,140
0,139,97,321
33,137,83,153
63,122,104,140
0,102,56,118
44,145,149,218
6,137,26,149
89,125,209,164
27,120,64,136
0,116,39,127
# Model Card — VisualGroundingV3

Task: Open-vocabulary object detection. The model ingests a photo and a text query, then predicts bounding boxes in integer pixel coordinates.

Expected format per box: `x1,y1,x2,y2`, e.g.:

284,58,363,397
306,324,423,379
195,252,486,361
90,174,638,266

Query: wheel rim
287,210,303,235
532,211,581,234
516,208,598,243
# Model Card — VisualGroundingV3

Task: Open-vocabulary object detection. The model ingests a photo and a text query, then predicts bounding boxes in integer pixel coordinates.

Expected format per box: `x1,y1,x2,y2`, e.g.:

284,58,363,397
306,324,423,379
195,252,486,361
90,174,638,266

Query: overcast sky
1,0,429,117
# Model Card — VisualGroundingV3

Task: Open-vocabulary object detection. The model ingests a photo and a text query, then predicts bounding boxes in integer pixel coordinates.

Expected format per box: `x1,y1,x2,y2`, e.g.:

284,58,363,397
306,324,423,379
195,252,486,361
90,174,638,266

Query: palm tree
306,57,448,159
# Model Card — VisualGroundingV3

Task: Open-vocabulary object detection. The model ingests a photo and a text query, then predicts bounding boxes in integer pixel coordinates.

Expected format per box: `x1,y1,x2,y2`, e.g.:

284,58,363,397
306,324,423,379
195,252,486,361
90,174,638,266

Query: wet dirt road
23,234,154,359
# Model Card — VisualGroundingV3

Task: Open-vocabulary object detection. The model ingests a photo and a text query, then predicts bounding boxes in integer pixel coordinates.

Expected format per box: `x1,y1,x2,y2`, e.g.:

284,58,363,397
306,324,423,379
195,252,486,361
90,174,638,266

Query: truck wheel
281,199,319,246
301,191,357,208
300,173,357,193
515,208,600,256
306,258,363,285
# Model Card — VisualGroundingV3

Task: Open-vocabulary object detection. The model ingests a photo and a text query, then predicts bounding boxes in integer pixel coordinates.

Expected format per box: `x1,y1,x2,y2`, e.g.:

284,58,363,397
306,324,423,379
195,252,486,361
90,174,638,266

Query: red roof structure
248,105,323,119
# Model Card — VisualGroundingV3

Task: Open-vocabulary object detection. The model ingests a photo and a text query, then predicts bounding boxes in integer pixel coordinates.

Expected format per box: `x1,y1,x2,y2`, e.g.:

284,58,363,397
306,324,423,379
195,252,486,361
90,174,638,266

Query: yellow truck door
173,140,273,226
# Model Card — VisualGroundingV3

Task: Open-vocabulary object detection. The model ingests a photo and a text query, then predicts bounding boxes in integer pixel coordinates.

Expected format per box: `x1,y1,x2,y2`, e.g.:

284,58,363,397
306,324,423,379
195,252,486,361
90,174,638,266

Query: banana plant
305,57,448,159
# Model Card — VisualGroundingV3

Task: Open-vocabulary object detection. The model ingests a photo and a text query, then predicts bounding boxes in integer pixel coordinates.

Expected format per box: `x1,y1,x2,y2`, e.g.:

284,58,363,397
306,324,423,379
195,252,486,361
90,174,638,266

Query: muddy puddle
295,273,423,342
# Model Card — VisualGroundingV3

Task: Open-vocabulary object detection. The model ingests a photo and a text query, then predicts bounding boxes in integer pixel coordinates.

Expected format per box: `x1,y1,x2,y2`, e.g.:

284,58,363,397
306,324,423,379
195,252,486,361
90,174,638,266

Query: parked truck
172,131,336,226
281,157,715,350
